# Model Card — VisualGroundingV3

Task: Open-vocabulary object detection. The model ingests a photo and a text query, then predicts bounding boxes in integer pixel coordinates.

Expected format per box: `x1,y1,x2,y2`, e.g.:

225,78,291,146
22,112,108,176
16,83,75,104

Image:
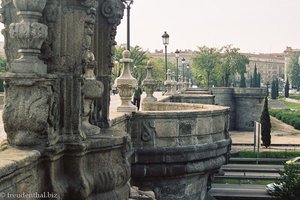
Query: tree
272,163,300,200
240,73,246,88
260,96,271,148
253,64,258,87
275,78,279,97
0,57,6,92
192,46,221,87
271,80,277,99
288,53,300,91
285,78,290,98
257,73,261,88
220,45,249,87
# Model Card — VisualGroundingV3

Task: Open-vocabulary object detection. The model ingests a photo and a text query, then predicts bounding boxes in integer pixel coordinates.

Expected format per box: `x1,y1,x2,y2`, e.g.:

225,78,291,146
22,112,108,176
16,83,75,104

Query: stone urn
142,60,157,102
115,50,138,112
9,0,48,74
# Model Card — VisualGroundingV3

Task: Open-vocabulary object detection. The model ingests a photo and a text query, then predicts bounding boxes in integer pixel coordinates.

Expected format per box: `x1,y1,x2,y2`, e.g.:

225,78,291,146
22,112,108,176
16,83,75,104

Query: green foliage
288,53,300,91
253,64,258,87
272,163,300,200
270,109,300,130
191,45,249,87
240,73,246,88
271,80,277,99
231,151,300,159
0,57,6,92
285,78,290,98
260,97,271,148
289,95,300,100
214,178,274,185
192,46,221,87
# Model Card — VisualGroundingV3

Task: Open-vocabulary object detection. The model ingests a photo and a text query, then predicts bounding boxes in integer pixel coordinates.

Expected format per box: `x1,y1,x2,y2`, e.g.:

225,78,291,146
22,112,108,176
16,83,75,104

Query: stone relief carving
2,81,54,146
80,0,104,137
141,120,156,142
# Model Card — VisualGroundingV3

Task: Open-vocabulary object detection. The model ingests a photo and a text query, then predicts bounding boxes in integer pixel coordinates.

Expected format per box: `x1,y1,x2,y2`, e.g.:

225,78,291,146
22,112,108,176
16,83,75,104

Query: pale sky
115,0,300,53
0,0,299,54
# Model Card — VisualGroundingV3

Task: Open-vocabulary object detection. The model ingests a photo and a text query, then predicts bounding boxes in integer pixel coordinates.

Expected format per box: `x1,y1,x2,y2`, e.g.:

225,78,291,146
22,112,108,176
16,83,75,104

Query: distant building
283,46,300,81
244,52,285,85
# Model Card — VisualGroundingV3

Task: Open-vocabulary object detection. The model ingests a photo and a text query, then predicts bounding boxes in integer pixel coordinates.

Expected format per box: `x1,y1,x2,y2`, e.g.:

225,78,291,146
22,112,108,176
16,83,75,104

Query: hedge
270,109,300,130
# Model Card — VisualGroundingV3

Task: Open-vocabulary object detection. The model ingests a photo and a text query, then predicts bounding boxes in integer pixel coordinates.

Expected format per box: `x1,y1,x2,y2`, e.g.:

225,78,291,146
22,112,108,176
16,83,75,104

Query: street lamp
162,31,169,80
175,49,180,82
123,0,134,50
181,57,186,82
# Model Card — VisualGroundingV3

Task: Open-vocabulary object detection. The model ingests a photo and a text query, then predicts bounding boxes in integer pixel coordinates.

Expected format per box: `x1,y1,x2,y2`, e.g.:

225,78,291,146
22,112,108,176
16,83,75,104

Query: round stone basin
132,102,230,148
130,101,231,200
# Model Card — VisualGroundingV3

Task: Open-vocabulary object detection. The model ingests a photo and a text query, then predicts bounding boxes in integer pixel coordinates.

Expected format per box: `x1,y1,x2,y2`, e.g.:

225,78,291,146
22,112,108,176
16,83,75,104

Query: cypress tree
257,73,261,88
285,78,290,98
276,79,279,97
250,75,253,87
253,64,258,87
260,96,271,148
271,80,276,99
240,73,246,88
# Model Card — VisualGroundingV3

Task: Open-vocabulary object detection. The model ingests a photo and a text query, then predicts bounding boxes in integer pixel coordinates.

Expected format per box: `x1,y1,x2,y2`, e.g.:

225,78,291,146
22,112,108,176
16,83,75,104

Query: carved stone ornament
101,0,125,25
9,0,48,74
164,69,173,96
142,60,157,102
115,50,137,112
171,71,177,94
80,0,104,137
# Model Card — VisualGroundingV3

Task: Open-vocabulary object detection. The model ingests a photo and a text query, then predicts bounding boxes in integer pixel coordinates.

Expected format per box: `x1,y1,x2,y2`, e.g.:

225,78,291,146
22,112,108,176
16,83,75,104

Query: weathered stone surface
212,87,266,131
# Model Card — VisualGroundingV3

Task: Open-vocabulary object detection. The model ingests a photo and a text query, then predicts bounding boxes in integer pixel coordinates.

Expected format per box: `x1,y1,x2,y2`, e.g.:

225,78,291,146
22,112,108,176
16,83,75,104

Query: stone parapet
129,101,231,200
170,94,215,104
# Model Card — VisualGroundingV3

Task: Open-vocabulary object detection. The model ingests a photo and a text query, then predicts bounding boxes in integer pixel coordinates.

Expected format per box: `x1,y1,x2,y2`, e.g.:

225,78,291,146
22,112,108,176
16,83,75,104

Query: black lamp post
181,57,186,82
175,49,180,82
162,31,169,80
123,0,134,50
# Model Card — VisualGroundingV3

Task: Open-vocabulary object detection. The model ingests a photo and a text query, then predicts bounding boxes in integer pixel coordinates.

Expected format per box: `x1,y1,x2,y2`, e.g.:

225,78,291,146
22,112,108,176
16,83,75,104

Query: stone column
115,50,137,112
177,75,184,93
0,0,59,146
93,0,125,128
142,60,157,103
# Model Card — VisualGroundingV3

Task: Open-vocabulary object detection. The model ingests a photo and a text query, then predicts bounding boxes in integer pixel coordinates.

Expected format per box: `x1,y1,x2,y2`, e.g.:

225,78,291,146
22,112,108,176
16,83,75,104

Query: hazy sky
115,0,300,53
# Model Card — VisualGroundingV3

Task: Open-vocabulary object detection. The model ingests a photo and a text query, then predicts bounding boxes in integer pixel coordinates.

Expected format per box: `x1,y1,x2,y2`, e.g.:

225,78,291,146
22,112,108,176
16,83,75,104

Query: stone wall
212,87,266,131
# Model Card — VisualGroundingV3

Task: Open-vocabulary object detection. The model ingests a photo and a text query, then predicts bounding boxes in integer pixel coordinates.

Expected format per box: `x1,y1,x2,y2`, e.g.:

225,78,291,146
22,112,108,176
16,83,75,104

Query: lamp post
181,57,186,82
123,0,134,50
175,49,180,82
162,31,169,80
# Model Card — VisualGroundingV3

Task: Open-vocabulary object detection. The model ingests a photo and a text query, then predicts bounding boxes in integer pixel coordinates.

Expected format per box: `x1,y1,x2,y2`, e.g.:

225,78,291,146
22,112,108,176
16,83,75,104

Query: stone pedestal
164,69,173,96
142,60,157,103
115,50,137,112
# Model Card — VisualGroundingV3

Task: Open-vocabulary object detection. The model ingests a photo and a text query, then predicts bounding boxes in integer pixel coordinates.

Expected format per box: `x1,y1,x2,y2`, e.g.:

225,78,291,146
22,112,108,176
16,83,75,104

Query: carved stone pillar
80,0,104,137
115,50,137,112
9,0,48,74
142,60,157,103
0,0,59,146
93,0,125,128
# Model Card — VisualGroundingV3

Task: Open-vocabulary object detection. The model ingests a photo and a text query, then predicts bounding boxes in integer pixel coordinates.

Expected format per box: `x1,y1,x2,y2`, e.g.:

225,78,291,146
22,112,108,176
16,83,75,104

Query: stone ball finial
123,50,131,59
